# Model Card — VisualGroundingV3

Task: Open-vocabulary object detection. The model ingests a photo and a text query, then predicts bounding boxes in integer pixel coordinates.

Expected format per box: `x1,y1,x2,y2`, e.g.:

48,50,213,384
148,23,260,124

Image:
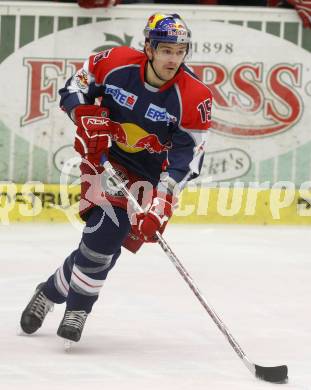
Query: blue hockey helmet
143,13,192,48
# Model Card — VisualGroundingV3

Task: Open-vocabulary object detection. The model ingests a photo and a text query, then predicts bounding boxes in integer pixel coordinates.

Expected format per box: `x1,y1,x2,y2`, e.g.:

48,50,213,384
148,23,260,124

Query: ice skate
57,309,88,348
20,282,54,334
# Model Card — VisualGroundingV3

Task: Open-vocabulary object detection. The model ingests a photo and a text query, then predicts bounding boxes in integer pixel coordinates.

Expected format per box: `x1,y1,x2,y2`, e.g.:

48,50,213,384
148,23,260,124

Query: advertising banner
1,3,311,223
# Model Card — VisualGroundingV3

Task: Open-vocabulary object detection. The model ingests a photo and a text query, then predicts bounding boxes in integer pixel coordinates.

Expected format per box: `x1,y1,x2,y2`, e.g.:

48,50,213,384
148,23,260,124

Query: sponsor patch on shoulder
93,49,112,65
75,69,88,89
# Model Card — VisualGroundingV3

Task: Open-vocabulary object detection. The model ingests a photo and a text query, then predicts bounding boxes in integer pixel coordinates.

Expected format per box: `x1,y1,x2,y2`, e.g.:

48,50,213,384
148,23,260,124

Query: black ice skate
20,282,54,334
57,310,88,344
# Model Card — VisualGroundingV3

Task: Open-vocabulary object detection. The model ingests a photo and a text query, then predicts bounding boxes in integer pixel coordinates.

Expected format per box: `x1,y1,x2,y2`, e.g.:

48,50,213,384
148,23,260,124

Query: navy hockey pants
43,206,131,313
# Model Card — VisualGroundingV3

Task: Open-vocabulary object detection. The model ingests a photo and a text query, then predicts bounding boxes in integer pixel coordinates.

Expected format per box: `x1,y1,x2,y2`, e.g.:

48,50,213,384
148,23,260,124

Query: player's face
146,42,187,85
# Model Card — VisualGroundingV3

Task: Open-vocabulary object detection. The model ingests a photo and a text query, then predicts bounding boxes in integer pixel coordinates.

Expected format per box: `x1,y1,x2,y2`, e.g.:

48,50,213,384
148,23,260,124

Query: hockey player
20,13,212,345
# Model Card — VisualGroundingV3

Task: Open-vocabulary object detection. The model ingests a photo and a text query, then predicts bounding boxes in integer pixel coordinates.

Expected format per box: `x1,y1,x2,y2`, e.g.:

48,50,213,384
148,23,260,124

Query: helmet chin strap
148,57,167,83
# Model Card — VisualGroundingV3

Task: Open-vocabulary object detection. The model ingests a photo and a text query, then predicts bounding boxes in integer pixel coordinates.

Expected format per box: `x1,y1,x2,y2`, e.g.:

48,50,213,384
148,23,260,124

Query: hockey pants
42,206,131,313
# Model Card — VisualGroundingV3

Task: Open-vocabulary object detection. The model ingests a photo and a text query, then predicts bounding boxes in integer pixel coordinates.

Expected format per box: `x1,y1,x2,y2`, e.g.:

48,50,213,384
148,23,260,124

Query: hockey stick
101,156,288,384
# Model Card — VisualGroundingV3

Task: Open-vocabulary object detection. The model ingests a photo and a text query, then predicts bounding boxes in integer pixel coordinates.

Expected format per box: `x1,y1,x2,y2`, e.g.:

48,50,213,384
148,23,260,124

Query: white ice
0,223,311,390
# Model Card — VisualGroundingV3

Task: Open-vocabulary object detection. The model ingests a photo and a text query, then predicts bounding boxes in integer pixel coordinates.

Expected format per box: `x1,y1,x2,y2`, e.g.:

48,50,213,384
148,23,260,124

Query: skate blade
64,339,73,352
17,326,32,336
17,326,26,336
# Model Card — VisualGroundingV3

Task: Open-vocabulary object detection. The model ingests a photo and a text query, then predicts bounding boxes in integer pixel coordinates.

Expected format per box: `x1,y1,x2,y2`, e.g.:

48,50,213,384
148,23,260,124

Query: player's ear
144,42,153,61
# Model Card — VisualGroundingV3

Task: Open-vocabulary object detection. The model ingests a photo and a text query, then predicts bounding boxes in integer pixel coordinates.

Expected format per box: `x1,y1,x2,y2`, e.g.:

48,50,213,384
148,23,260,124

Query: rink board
1,183,311,224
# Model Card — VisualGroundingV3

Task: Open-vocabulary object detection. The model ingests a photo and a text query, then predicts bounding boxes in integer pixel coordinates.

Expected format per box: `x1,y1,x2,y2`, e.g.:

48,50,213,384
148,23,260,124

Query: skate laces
62,310,88,330
30,291,54,320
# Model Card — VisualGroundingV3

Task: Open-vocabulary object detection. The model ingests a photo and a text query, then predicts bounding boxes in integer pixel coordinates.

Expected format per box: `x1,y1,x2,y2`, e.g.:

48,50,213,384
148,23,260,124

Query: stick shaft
103,159,254,375
155,232,255,374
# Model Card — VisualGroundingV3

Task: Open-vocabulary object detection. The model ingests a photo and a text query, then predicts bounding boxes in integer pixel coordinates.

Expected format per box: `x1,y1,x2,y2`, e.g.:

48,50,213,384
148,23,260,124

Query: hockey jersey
59,46,212,188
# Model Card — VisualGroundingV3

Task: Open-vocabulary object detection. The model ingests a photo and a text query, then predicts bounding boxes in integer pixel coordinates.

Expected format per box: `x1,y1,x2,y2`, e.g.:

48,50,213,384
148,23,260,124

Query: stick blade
255,364,288,383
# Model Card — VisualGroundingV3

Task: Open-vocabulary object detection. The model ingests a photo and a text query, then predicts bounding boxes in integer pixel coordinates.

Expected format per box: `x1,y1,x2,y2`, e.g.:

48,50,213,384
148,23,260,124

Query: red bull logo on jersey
105,84,137,110
115,123,171,154
145,103,177,125
132,134,171,154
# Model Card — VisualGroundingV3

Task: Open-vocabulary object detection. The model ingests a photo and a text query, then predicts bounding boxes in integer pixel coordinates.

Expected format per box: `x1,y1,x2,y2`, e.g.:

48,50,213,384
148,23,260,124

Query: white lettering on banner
105,84,137,110
145,103,177,125
2,178,311,225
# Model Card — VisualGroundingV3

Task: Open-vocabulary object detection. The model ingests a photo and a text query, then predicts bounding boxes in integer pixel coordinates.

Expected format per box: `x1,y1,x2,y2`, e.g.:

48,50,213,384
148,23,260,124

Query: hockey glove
73,105,127,166
72,104,110,125
287,0,311,29
131,190,178,243
78,0,119,8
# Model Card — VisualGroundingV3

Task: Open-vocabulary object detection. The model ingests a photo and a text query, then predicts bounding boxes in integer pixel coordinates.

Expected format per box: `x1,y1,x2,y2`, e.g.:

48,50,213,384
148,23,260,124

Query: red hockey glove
131,191,178,243
78,0,120,8
73,105,128,166
268,1,311,29
72,105,110,125
287,0,311,29
122,230,145,253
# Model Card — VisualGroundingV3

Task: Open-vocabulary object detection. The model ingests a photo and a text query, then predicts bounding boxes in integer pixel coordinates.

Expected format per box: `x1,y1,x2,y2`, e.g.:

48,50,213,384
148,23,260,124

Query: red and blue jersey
59,46,212,188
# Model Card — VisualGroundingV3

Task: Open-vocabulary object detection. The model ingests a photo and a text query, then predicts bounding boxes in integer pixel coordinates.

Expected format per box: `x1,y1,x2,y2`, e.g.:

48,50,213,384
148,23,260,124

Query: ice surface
0,223,310,390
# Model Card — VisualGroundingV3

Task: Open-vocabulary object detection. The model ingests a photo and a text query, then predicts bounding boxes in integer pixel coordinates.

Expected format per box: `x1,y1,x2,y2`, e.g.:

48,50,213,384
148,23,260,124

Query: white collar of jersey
144,81,159,92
